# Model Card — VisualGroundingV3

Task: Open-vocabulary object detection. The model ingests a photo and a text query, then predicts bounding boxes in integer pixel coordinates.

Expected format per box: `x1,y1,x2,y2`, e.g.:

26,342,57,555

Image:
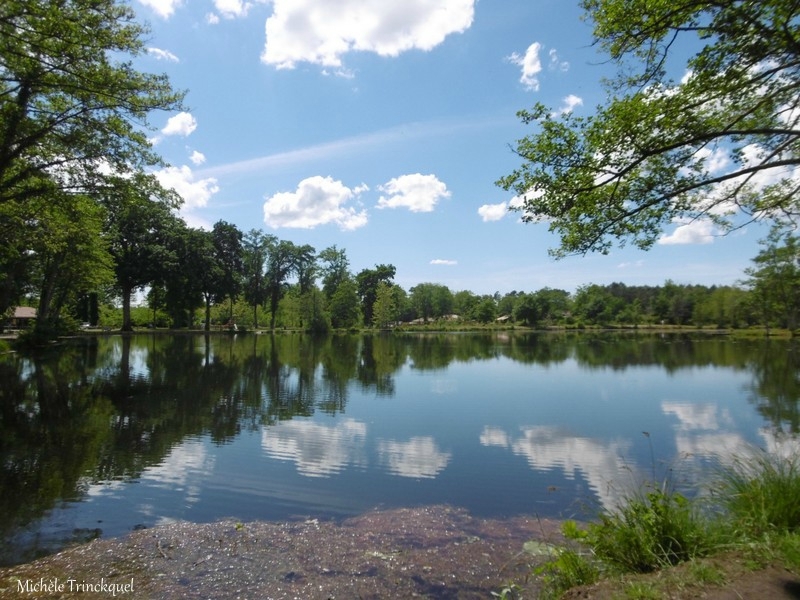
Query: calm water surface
1,332,798,565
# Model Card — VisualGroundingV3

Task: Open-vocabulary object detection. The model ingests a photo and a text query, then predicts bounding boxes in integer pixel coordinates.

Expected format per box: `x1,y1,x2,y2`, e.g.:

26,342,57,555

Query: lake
1,331,798,566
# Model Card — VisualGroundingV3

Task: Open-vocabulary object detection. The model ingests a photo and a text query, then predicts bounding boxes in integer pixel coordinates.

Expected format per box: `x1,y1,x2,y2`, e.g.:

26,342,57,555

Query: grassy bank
503,449,800,599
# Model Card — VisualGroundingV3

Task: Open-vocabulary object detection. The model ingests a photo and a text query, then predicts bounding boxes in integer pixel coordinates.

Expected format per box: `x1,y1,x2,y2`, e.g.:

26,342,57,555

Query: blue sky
131,0,770,295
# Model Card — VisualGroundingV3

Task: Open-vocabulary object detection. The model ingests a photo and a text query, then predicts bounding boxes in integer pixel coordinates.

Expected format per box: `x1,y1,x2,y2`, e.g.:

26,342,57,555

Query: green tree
211,220,244,323
744,227,800,332
409,283,453,322
356,264,396,326
162,225,208,328
498,0,800,256
0,0,183,331
453,290,479,319
28,194,114,334
242,230,274,329
102,174,181,331
328,277,361,329
318,245,350,299
265,239,297,330
0,0,184,205
372,281,396,329
473,298,497,323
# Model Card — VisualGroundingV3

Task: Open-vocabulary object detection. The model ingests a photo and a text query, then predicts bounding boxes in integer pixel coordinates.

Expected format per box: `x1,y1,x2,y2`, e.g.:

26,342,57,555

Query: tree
28,193,114,334
328,276,361,329
162,225,213,329
318,245,350,299
356,264,396,326
211,220,244,322
103,174,181,331
0,0,184,206
242,230,274,329
372,281,396,329
473,298,497,324
409,283,453,322
498,1,800,257
744,226,800,332
265,239,297,329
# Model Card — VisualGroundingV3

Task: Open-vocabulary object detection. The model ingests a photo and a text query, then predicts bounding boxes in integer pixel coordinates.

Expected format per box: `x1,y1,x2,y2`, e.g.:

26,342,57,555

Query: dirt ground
1,505,798,599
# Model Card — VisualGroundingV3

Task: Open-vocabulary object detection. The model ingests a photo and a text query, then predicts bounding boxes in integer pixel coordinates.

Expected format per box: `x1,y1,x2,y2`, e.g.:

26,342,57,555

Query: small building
10,306,37,329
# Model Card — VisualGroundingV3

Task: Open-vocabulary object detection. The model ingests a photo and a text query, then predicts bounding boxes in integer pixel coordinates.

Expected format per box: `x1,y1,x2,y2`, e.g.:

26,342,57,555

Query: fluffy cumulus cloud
137,0,182,19
376,173,450,212
153,165,219,211
212,0,252,20
557,94,583,114
261,0,476,69
508,42,543,91
189,150,206,165
658,218,717,245
478,201,509,222
263,176,368,230
148,47,179,62
161,112,197,137
477,195,524,222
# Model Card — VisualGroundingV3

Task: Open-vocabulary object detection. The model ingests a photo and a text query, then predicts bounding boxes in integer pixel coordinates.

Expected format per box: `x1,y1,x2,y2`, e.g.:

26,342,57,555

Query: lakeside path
0,506,559,599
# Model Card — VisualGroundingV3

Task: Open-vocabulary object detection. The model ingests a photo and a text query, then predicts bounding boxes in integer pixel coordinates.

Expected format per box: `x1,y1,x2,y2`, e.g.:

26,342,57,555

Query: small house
10,306,37,329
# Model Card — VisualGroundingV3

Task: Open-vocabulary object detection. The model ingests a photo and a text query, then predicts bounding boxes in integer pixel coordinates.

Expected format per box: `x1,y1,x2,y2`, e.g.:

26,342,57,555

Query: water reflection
0,332,797,565
377,436,452,479
261,419,367,478
481,426,633,511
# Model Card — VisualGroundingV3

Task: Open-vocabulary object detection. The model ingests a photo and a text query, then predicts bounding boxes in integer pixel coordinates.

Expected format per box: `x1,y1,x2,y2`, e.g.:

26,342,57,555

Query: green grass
514,448,800,599
716,450,800,536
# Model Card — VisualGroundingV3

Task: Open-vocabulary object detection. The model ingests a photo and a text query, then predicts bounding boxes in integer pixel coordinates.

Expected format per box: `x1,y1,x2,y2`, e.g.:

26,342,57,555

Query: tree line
51,217,800,334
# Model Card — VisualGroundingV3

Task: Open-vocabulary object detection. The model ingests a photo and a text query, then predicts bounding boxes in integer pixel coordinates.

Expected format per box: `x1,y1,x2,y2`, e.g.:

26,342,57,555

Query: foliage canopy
497,0,800,256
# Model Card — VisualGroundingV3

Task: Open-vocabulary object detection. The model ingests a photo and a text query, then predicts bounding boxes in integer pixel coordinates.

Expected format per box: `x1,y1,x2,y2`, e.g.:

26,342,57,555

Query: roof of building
13,306,37,319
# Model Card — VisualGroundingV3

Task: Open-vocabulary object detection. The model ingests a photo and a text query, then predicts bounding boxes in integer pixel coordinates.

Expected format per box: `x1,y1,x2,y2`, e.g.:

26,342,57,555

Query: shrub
582,486,714,573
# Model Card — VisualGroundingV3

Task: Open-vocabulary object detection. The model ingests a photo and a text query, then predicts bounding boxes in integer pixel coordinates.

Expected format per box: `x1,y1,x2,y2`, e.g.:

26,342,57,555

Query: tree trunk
121,285,133,332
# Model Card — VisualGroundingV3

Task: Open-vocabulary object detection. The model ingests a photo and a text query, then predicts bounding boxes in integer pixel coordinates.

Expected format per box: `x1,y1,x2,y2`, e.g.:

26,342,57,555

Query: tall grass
581,486,718,573
522,447,800,598
716,450,800,537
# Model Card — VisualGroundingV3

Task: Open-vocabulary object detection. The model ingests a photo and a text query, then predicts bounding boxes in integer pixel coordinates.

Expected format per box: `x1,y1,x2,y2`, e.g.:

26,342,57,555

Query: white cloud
478,201,509,222
148,47,179,62
206,12,220,24
190,151,206,166
377,436,451,479
508,42,543,91
161,112,197,138
263,176,368,230
548,48,569,71
261,0,476,69
617,260,644,269
137,0,182,19
430,259,457,266
694,146,730,174
153,165,219,210
557,94,583,114
658,218,717,245
376,173,450,212
213,0,252,19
